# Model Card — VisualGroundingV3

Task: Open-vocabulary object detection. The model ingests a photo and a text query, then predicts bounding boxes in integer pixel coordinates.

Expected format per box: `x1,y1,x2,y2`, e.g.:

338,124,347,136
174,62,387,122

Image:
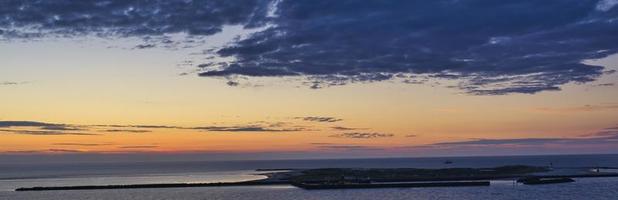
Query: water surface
1,154,617,200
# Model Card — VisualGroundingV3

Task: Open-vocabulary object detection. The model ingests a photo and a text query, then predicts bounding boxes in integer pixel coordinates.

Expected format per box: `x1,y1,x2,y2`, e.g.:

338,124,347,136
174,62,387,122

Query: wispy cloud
311,143,382,151
533,103,618,113
53,143,112,146
47,149,85,153
432,138,568,146
594,83,615,87
100,129,152,133
329,132,394,139
0,121,92,135
3,149,85,154
3,150,44,154
428,126,618,148
331,126,360,131
133,44,156,49
0,120,317,135
1,81,21,85
0,121,55,127
193,126,305,132
187,120,314,133
580,126,618,137
92,124,181,129
0,129,97,136
0,121,83,130
317,145,382,151
40,125,84,131
119,145,159,149
300,117,343,123
226,80,240,87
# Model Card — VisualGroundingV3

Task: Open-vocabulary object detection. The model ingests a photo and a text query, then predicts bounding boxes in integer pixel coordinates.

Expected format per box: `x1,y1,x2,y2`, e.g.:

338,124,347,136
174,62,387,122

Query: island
15,165,618,191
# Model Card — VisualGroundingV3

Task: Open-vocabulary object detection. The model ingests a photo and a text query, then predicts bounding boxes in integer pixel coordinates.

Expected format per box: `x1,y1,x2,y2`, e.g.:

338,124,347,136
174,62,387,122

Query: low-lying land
15,165,618,191
283,165,548,183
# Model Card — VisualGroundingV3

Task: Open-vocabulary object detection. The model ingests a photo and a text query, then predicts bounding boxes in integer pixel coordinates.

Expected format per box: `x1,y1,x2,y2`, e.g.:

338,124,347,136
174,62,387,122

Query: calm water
1,154,617,200
3,179,618,200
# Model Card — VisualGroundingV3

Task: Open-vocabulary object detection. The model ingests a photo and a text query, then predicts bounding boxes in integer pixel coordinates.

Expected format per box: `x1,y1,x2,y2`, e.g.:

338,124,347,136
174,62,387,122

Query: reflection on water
0,171,265,192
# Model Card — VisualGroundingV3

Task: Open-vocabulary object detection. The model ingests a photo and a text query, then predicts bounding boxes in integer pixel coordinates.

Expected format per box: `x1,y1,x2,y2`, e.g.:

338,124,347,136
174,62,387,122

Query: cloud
594,83,615,87
597,0,618,11
3,150,43,154
226,80,240,87
0,121,87,135
4,149,85,154
0,121,55,127
0,120,178,135
432,138,568,146
198,0,618,95
330,132,394,139
133,44,156,49
100,129,152,133
310,142,382,151
316,145,382,151
193,125,304,132
2,1,615,95
40,125,84,131
0,121,83,130
47,149,84,153
92,124,181,129
430,127,618,147
331,126,359,131
1,82,17,85
0,0,272,38
533,103,618,112
53,143,112,146
581,126,618,137
300,117,342,123
405,134,417,138
1,81,26,86
190,121,316,133
119,145,158,149
0,120,316,135
0,129,97,136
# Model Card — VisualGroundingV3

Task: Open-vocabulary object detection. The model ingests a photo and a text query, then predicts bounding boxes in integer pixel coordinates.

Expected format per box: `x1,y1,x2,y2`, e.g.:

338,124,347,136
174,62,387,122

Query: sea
1,154,617,200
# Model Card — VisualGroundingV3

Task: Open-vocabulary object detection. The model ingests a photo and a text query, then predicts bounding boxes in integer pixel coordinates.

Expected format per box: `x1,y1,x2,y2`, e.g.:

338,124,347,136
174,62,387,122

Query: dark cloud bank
1,0,618,95
0,0,271,37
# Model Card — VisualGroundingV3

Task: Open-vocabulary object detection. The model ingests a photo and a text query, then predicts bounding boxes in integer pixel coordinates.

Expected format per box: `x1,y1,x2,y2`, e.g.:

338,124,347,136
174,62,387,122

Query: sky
1,0,618,161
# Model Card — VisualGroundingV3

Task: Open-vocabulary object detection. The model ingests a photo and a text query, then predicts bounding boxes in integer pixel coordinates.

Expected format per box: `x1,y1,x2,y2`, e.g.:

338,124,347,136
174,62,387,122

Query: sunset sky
1,0,617,160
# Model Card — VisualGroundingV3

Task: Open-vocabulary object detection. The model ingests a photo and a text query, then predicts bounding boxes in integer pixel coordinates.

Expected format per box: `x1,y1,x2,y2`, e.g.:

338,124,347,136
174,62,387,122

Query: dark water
4,179,618,200
1,154,617,199
3,154,617,180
